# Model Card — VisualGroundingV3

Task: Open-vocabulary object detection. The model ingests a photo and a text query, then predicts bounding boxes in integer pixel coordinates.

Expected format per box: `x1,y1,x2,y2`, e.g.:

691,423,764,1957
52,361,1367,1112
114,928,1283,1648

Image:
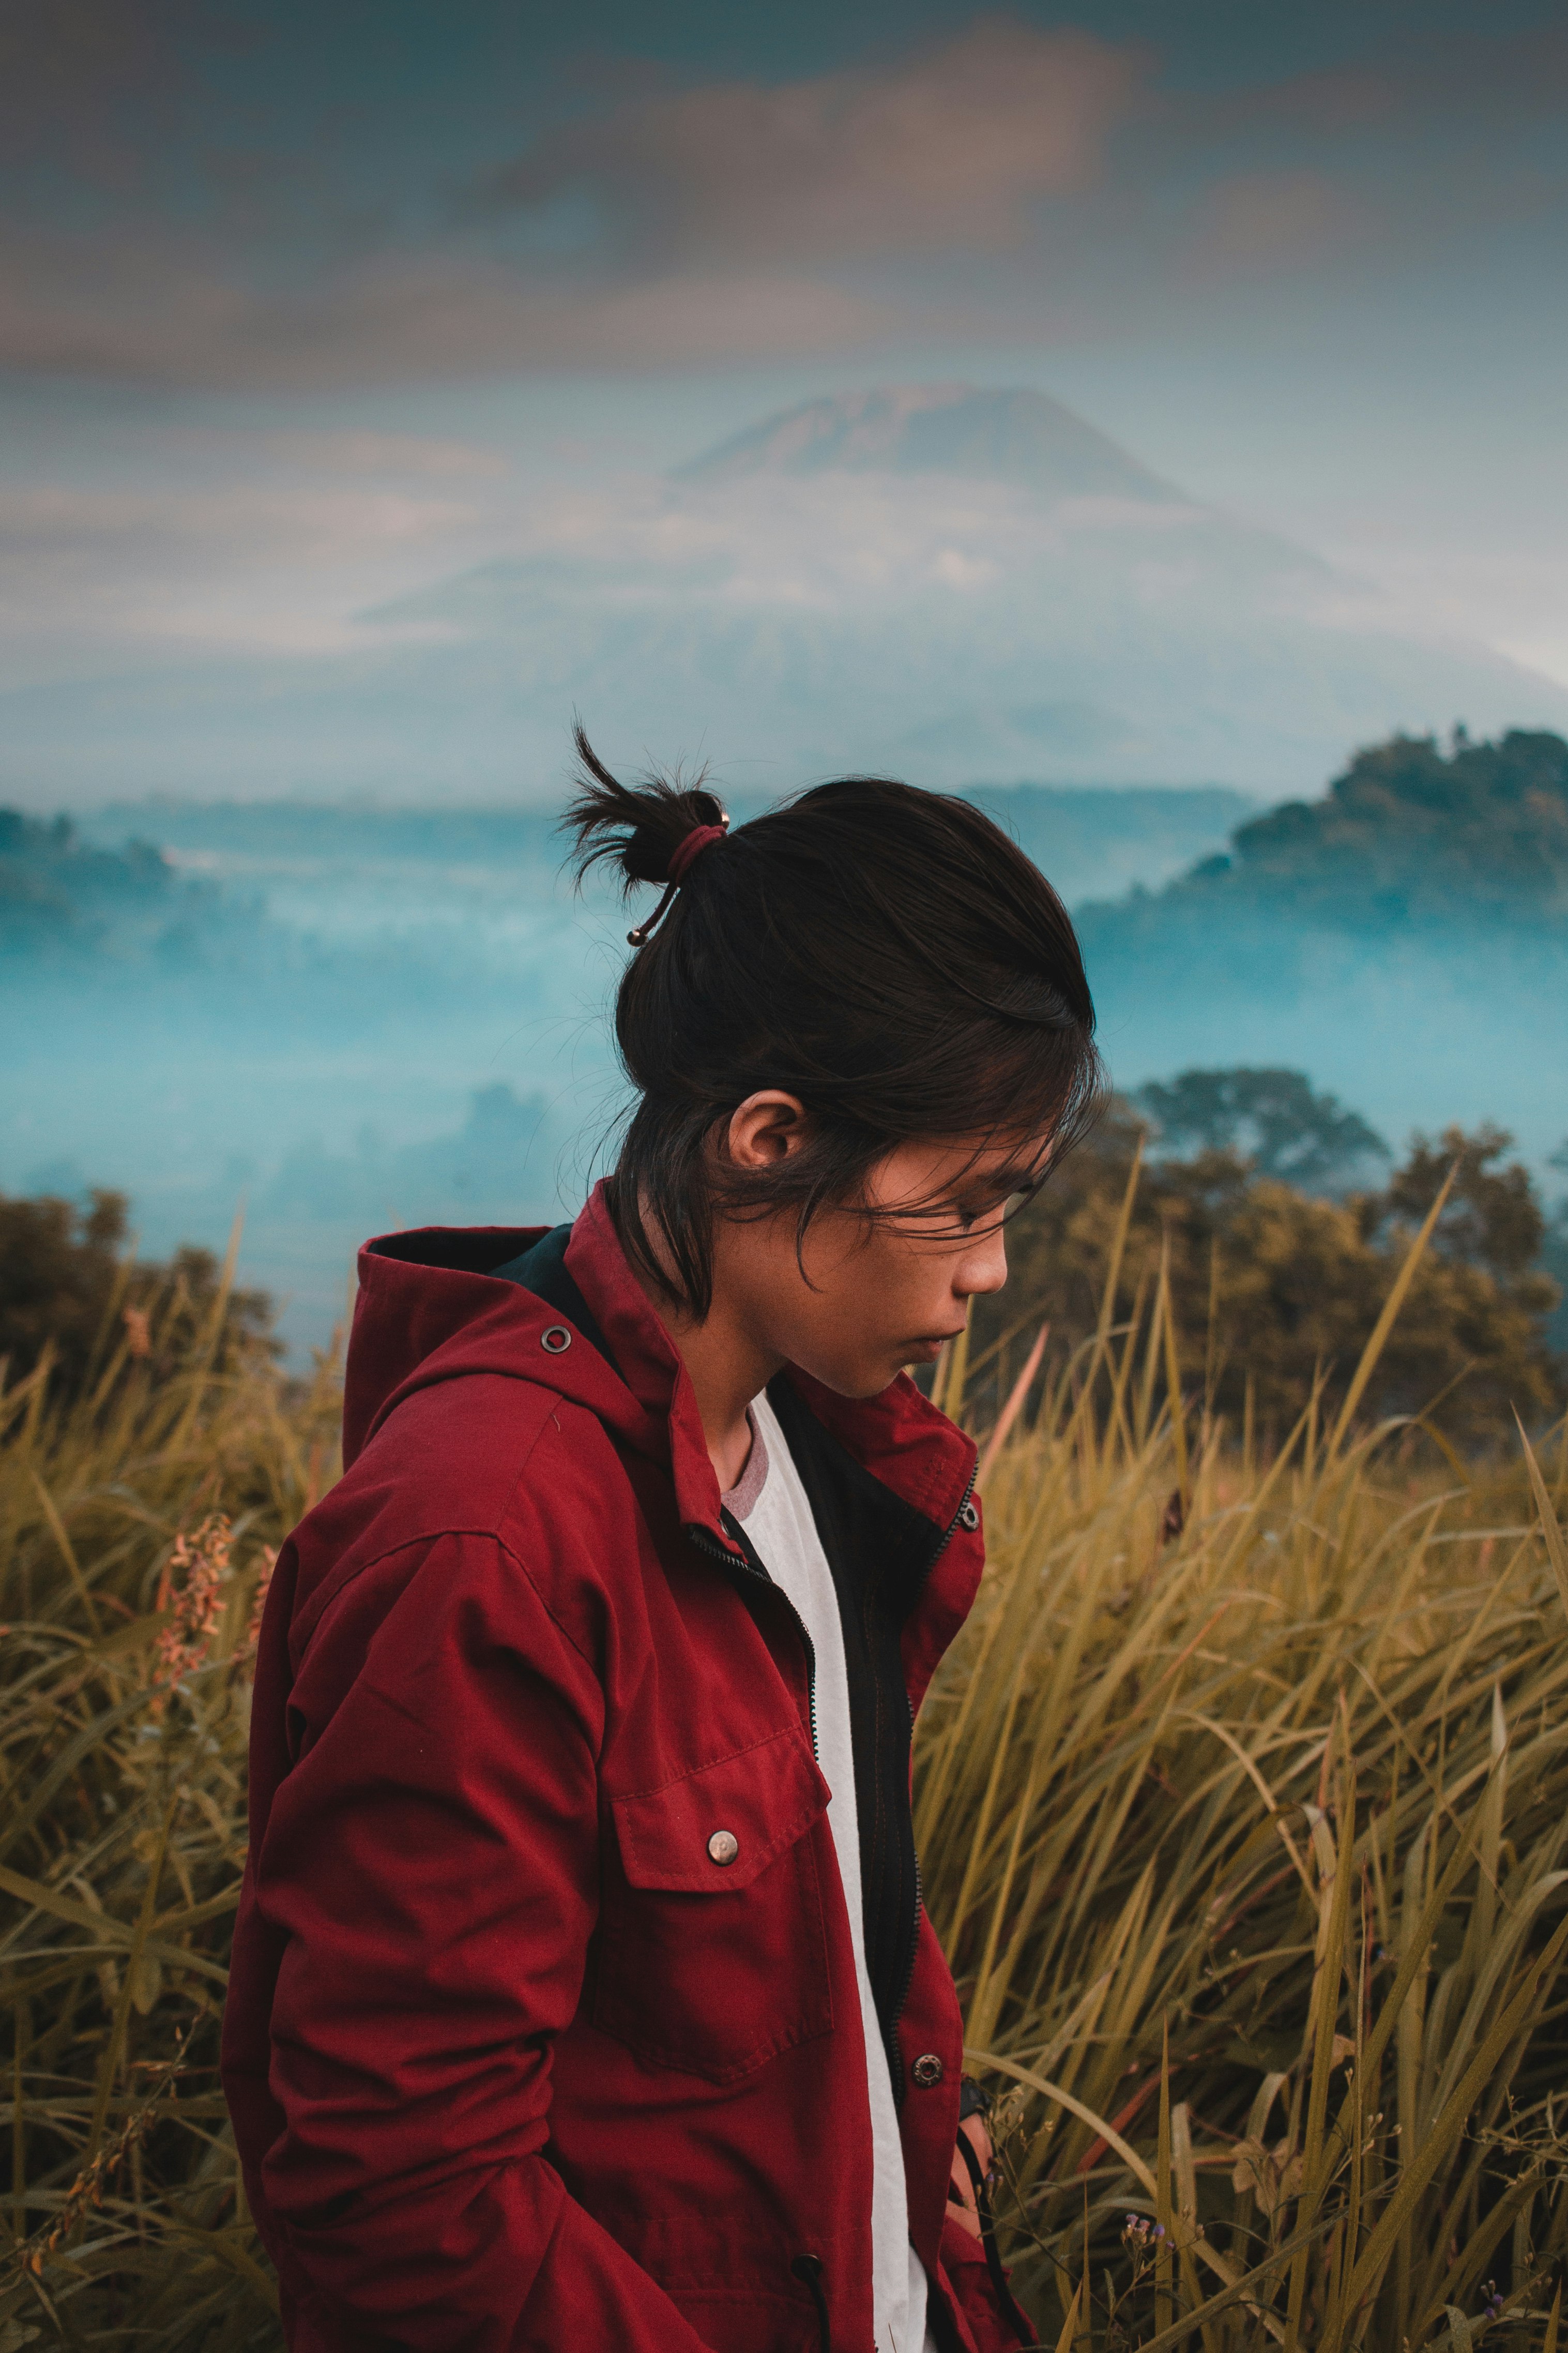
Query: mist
5,753,1564,1359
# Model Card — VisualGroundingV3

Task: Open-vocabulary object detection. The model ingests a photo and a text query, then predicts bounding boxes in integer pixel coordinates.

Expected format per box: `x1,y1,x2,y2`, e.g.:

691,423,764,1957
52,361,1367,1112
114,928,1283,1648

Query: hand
946,2111,994,2241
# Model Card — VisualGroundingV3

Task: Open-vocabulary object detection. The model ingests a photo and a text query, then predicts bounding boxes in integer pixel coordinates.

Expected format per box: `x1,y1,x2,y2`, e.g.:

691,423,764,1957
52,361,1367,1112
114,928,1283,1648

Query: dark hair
562,726,1103,1315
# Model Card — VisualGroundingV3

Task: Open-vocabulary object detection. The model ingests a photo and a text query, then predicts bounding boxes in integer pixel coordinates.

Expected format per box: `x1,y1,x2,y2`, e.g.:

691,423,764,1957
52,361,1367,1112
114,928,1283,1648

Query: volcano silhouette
5,384,1565,804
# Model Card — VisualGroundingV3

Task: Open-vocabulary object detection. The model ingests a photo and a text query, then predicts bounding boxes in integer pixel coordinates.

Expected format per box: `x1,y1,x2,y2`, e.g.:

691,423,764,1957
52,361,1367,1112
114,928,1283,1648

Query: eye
957,1185,1037,1231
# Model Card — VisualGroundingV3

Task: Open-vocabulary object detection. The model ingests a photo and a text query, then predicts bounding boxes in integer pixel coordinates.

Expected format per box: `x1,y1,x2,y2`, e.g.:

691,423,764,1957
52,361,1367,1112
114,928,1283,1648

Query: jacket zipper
692,1454,976,2089
884,1461,978,2093
688,1522,819,1762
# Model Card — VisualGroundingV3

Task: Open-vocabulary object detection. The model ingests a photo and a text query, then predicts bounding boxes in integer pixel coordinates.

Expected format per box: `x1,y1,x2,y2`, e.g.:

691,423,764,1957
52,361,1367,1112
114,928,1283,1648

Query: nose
955,1221,1008,1300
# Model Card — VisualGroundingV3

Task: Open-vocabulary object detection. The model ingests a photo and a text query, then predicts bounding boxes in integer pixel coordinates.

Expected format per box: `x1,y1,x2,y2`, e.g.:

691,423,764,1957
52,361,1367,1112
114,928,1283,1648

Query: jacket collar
351,1179,977,1564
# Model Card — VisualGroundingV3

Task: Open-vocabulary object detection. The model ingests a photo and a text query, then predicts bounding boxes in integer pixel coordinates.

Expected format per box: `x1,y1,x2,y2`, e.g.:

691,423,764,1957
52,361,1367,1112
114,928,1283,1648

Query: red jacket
222,1185,1029,2353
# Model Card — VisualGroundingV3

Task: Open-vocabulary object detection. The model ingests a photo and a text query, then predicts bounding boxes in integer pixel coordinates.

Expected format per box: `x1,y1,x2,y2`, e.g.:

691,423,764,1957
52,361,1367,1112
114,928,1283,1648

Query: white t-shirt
724,1390,938,2353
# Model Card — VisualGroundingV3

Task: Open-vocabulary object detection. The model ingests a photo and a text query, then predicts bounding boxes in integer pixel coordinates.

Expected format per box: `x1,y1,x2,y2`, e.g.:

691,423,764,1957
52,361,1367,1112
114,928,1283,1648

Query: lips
906,1329,967,1361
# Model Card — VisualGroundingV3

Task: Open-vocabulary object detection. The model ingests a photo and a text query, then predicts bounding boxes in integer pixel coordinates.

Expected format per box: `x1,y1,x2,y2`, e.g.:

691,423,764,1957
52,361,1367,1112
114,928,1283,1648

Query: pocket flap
611,1725,830,1893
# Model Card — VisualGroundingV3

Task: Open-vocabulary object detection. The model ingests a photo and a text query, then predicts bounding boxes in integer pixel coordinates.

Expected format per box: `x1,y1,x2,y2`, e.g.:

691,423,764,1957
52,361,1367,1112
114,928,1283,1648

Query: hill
1083,728,1568,941
5,384,1567,805
0,809,221,966
672,383,1182,503
1073,728,1568,1170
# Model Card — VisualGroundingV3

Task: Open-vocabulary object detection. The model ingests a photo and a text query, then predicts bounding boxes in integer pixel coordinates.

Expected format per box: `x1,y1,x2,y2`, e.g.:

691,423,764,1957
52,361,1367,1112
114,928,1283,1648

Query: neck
633,1268,782,1493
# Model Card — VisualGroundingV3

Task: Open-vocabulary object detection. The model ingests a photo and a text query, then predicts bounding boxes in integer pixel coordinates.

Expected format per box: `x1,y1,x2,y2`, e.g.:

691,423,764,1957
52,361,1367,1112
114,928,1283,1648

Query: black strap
956,2128,1040,2349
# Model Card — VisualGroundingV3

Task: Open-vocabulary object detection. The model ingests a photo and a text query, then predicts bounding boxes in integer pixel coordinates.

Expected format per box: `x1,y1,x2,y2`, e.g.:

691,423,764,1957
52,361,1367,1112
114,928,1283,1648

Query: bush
979,1107,1564,1451
0,1189,277,1406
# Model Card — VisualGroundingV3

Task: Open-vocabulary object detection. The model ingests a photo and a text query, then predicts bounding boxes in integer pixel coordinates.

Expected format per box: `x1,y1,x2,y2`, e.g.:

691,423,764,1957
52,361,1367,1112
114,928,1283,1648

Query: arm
249,1529,714,2353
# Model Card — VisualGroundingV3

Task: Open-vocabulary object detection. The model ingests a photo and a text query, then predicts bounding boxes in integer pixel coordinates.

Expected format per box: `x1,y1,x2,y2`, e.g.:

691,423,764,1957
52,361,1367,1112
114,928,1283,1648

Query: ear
723,1091,810,1171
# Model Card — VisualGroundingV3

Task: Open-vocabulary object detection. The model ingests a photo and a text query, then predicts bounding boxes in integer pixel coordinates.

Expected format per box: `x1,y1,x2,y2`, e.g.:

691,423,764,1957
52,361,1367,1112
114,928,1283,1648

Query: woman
222,733,1102,2352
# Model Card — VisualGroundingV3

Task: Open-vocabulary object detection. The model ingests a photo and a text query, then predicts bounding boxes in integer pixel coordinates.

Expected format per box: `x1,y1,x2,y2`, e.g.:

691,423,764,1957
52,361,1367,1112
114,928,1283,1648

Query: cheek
856,1234,957,1320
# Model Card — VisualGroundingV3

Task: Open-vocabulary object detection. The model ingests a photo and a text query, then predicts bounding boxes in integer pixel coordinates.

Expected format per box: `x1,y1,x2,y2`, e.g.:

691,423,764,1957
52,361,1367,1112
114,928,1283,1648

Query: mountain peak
674,383,1180,503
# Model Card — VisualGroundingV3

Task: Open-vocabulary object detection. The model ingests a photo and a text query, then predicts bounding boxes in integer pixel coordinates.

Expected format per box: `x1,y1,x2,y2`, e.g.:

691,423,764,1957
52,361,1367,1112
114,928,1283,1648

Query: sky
4,0,1567,737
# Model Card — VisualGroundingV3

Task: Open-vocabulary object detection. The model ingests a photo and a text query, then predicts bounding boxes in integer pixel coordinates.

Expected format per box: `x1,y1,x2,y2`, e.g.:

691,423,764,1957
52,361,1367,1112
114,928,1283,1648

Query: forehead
907,1127,1055,1190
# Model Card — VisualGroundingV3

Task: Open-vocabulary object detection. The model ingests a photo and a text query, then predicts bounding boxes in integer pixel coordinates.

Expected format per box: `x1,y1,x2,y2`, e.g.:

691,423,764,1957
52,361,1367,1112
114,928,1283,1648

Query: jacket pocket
592,1725,835,2083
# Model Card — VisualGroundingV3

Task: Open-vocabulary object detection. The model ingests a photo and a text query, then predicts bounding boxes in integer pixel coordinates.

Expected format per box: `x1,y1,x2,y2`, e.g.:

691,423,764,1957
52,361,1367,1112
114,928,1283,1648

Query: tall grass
0,1249,337,2348
0,1214,1565,2347
926,1193,1568,2350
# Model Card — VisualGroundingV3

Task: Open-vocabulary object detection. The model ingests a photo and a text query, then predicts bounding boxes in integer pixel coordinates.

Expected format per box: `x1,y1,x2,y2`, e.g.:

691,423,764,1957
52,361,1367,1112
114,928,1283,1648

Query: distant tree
1076,731,1568,982
1364,1124,1549,1280
1133,1066,1388,1193
0,809,219,968
976,1108,1564,1451
1546,1140,1568,1364
0,1190,129,1394
0,1189,277,1404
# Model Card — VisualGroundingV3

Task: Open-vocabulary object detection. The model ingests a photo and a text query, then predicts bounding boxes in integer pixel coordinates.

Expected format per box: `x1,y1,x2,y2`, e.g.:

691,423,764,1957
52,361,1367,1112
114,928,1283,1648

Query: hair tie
627,812,729,947
666,821,727,884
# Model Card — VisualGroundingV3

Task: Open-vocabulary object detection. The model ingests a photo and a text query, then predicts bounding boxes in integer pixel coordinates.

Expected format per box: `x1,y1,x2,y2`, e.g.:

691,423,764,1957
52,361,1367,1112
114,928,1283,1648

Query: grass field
1,1205,1566,2349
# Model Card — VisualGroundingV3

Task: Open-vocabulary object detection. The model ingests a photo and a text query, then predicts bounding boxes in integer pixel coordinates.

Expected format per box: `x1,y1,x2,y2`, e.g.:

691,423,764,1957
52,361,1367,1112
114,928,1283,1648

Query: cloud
0,220,910,385
0,484,478,556
1288,21,1568,133
483,19,1147,267
0,0,205,192
3,11,1561,392
0,221,255,379
257,431,510,479
0,451,500,678
1184,171,1374,276
0,17,1146,388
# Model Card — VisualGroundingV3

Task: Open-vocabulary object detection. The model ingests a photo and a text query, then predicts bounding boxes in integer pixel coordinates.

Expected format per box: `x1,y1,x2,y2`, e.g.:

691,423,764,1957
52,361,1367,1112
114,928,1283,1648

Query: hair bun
562,725,727,892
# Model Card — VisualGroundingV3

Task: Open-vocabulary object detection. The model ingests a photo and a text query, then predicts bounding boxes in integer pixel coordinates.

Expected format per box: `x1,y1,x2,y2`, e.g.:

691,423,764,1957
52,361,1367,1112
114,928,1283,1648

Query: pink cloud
485,18,1149,265
0,219,911,386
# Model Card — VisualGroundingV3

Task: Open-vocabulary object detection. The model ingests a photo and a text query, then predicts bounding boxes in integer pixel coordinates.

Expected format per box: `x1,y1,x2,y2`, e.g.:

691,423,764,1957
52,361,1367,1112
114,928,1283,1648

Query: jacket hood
345,1180,977,1573
346,1183,735,1540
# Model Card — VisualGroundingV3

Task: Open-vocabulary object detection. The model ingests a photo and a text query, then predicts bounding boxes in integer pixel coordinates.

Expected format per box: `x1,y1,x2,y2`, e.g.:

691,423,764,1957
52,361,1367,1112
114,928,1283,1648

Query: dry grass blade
1325,1161,1456,1459
1516,1409,1568,1618
977,1322,1051,1490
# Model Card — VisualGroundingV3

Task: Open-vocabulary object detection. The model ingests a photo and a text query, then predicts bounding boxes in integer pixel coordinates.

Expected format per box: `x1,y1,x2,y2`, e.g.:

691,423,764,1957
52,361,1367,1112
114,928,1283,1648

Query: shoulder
347,1368,637,1525
289,1373,651,1646
313,1371,553,1549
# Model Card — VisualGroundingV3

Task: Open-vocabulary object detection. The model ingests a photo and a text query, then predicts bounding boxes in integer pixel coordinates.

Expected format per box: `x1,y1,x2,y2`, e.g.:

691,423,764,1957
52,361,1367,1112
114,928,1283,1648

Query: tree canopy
978,1083,1565,1452
1132,1067,1388,1193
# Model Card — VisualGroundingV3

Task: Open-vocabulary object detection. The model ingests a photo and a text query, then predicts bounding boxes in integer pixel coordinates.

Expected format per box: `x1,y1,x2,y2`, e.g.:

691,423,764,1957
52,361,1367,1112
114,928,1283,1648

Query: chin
790,1345,901,1401
821,1360,906,1401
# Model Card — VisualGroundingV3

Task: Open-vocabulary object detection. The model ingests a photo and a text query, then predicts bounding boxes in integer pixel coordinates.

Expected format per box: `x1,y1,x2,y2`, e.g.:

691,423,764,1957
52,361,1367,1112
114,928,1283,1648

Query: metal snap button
911,2052,945,2088
958,1500,980,1532
540,1326,572,1354
706,1829,739,1867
